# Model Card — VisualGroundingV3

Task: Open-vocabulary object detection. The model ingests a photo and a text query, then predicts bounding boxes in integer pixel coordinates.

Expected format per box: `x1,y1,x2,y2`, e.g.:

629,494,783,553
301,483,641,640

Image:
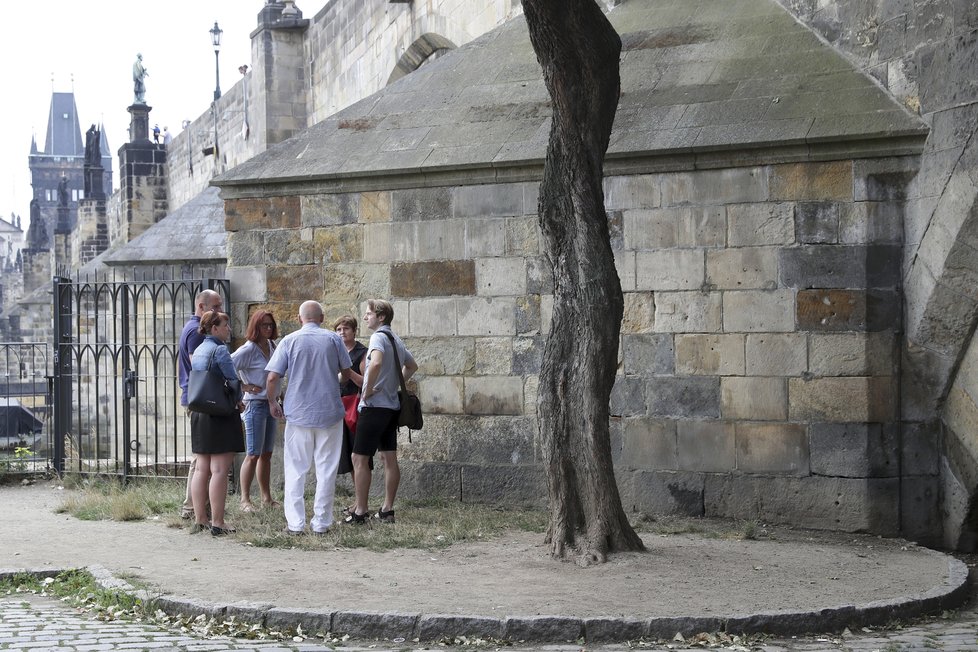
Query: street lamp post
210,21,223,101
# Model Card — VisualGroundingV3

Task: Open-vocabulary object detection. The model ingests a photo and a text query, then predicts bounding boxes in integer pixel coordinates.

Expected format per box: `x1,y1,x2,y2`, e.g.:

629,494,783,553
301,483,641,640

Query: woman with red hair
232,309,281,512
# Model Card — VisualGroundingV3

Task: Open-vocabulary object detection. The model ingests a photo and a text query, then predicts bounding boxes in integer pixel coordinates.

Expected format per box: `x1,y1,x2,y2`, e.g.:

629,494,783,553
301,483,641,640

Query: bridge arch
386,33,457,86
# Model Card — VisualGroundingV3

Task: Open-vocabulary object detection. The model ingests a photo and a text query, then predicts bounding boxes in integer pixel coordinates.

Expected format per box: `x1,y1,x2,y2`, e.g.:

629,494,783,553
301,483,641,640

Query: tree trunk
523,0,645,564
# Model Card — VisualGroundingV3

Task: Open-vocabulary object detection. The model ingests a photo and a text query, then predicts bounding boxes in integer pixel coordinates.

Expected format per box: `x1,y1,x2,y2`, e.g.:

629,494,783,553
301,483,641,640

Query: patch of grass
56,477,183,521
0,569,142,614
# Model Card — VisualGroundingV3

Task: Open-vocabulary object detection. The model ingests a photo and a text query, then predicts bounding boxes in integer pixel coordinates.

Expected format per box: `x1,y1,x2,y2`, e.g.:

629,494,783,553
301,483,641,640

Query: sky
0,1,259,226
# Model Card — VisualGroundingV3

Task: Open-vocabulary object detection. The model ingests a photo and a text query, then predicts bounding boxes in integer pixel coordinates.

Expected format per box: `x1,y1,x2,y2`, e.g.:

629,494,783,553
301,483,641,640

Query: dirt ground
0,481,961,619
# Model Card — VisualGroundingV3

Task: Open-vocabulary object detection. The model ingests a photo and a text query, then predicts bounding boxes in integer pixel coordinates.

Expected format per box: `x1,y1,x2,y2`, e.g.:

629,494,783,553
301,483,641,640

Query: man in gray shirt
267,301,358,534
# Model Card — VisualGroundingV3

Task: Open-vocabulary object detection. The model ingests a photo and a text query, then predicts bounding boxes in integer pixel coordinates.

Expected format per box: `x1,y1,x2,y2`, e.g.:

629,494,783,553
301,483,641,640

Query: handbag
341,393,360,433
380,331,423,432
187,348,241,416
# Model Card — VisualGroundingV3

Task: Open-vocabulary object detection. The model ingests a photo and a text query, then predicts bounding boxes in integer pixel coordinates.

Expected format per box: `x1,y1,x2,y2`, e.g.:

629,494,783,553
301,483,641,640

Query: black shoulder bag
188,347,241,416
380,330,422,434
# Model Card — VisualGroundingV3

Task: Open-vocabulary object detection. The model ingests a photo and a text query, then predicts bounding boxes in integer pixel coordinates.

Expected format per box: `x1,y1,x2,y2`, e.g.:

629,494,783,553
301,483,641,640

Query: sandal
340,505,356,516
189,523,209,535
374,508,395,523
343,510,369,524
211,525,236,536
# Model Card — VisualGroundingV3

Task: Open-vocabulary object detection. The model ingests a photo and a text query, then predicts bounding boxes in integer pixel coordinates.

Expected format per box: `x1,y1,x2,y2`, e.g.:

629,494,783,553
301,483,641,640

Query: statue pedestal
128,103,153,144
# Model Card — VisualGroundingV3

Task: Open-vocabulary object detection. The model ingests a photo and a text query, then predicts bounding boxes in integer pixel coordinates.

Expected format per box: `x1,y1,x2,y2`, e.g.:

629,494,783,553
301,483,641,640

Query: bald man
266,301,359,534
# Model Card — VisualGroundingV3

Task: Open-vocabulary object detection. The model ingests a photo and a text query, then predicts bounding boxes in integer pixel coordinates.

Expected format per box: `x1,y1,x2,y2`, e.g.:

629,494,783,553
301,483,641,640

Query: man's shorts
352,407,398,457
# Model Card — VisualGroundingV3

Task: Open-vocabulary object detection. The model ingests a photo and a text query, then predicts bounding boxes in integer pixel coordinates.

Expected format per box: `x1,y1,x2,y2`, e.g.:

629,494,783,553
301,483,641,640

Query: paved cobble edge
0,558,970,644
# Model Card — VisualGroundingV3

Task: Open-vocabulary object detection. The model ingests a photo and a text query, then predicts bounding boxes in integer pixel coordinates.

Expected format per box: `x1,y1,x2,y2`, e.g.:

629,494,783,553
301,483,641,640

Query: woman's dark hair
246,310,278,342
198,310,229,335
332,314,358,331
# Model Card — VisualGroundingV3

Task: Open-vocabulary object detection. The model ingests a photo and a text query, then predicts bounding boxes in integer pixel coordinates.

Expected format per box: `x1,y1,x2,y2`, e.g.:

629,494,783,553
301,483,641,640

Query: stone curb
0,556,969,644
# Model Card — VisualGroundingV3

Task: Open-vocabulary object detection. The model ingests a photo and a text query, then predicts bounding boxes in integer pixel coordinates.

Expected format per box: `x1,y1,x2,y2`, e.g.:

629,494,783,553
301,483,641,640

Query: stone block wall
225,155,919,536
72,200,109,268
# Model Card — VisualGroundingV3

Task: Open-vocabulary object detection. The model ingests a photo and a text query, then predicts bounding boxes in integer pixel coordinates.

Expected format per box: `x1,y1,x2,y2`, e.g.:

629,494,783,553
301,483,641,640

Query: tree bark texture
523,0,645,563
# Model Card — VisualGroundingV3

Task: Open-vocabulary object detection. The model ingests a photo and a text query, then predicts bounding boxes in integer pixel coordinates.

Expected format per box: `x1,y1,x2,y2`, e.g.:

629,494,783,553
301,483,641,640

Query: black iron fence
49,271,230,480
0,343,52,475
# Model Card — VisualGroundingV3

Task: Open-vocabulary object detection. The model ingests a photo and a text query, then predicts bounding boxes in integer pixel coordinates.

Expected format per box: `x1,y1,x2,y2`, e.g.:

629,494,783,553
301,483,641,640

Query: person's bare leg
209,453,233,528
379,450,400,512
258,452,276,505
239,454,257,509
191,454,211,525
352,453,371,515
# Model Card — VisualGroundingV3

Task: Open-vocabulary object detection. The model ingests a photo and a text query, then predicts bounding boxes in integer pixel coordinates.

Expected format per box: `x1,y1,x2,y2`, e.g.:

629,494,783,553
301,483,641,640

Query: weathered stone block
735,422,808,473
616,250,636,291
227,231,265,266
515,295,541,334
621,469,705,516
363,223,392,262
464,376,523,415
611,376,646,417
264,608,332,634
301,193,358,227
809,332,896,376
902,421,940,476
769,161,853,201
675,334,745,376
788,376,896,422
460,463,546,506
661,167,768,205
457,297,515,336
622,291,654,333
314,225,363,263
513,335,544,375
810,422,898,477
324,263,390,300
225,196,301,231
779,245,902,289
266,265,323,301
396,461,462,499
474,337,512,375
745,333,806,376
332,611,419,640
636,249,705,290
840,201,903,244
406,336,475,376
797,289,864,331
621,418,677,469
722,377,788,420
604,173,660,210
262,228,315,265
585,617,649,643
391,260,475,299
722,290,795,332
704,475,899,534
706,247,778,290
901,476,942,548
854,170,917,202
408,298,458,336
624,206,725,249
392,187,452,221
622,333,674,376
465,217,506,257
227,266,267,303
454,183,523,217
727,202,794,246
654,291,722,333
794,202,841,244
417,614,504,641
416,220,465,260
419,376,464,414
646,376,720,418
505,217,539,256
359,191,391,223
677,420,735,471
504,616,583,643
476,257,527,296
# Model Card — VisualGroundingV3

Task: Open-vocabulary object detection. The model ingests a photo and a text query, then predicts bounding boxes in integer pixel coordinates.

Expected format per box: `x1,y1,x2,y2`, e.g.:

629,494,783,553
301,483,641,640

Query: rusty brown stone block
360,191,391,223
797,289,865,331
391,260,476,298
314,225,363,263
770,161,853,201
266,265,323,301
225,196,301,231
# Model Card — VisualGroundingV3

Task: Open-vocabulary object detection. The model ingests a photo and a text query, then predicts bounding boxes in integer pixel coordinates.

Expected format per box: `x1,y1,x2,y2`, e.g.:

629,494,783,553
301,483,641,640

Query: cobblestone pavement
3,591,978,652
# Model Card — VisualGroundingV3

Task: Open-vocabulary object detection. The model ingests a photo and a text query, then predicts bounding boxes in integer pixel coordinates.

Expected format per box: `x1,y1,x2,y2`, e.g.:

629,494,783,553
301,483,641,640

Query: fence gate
53,273,230,479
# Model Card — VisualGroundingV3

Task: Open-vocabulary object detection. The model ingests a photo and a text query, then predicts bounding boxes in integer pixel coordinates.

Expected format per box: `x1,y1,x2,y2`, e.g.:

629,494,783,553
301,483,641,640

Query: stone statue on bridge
133,53,148,104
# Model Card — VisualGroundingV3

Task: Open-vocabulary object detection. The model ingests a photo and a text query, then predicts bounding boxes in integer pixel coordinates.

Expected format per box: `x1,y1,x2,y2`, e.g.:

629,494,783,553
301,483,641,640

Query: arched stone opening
387,33,457,86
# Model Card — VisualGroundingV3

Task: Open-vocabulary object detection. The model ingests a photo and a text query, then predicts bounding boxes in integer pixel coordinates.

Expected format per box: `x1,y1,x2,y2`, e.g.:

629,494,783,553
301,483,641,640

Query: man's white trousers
283,419,342,533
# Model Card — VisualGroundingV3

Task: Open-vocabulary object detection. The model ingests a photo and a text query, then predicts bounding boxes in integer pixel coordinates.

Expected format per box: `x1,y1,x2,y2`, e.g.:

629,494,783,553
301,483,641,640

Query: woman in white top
231,310,280,512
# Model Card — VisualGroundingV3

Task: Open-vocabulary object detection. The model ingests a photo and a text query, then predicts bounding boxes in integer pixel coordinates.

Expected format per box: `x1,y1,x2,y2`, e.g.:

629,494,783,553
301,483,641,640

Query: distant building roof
215,0,926,192
41,92,84,158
